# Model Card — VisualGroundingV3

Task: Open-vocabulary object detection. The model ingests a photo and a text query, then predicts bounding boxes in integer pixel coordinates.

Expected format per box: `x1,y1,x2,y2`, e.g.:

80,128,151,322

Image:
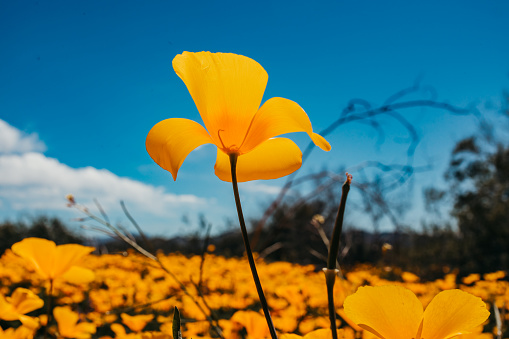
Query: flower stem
324,268,339,339
327,173,352,270
45,279,54,339
229,154,278,339
324,173,352,339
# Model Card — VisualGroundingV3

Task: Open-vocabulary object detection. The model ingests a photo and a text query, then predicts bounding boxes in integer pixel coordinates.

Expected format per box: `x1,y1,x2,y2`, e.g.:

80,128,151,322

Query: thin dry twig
68,199,224,339
251,85,486,248
121,200,154,252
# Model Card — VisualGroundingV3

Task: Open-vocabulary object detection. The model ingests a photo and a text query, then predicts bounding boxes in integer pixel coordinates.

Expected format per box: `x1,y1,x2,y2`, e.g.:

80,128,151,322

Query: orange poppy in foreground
343,285,490,339
11,238,95,283
146,51,330,182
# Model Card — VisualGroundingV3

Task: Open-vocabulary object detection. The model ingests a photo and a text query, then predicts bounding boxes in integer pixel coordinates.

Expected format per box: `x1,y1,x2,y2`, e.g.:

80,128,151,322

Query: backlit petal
53,244,95,278
343,285,423,339
10,288,44,315
61,266,96,284
0,294,18,321
54,306,79,334
18,315,40,330
146,118,214,180
11,238,56,280
240,97,331,154
173,52,268,149
214,138,302,182
421,289,490,339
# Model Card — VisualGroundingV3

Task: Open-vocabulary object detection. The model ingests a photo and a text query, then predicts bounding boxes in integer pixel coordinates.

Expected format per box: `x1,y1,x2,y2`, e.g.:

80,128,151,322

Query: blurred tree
0,216,83,254
443,137,509,273
0,221,25,255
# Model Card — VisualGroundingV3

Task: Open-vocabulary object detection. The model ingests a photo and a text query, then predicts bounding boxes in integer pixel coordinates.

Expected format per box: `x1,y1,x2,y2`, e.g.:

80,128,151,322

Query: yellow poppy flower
146,51,331,182
0,288,44,323
11,238,95,282
343,285,490,339
54,306,96,339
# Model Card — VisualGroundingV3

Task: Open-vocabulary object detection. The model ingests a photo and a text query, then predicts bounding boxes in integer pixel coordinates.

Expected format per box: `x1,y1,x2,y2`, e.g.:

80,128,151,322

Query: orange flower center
217,129,240,154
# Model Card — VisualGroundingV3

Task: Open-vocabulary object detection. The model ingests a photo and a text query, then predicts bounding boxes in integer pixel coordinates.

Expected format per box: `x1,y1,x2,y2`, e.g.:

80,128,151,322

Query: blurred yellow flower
483,271,505,281
344,285,490,339
140,332,172,339
231,310,269,339
121,313,154,332
0,324,38,339
401,271,420,283
462,273,481,285
54,306,96,339
11,238,95,283
0,288,43,323
146,51,330,182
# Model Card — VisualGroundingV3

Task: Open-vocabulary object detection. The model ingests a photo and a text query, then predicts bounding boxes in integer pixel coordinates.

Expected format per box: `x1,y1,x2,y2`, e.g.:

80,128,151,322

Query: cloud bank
0,120,46,154
0,119,208,233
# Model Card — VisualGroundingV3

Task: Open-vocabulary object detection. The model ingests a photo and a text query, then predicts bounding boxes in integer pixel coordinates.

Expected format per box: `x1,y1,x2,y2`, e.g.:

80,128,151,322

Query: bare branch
251,86,482,247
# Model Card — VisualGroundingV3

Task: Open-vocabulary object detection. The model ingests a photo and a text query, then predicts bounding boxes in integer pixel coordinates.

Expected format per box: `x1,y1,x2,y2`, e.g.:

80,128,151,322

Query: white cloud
0,120,46,154
0,152,206,216
240,182,283,195
0,119,210,232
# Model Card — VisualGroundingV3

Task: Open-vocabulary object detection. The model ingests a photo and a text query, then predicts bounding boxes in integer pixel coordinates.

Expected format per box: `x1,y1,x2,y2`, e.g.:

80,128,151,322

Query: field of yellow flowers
0,237,507,339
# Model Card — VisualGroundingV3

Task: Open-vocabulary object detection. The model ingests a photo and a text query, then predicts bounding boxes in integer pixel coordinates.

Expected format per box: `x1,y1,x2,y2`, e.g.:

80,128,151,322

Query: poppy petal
10,288,44,315
240,97,331,154
18,315,40,330
173,52,268,149
343,285,423,339
11,238,56,280
421,289,490,339
54,306,79,335
61,266,96,284
0,295,18,321
146,118,214,180
54,244,95,279
214,138,302,182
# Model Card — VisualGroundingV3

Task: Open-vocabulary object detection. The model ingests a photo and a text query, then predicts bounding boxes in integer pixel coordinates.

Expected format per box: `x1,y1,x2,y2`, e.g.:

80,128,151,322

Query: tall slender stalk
44,279,54,339
324,173,352,339
229,154,278,339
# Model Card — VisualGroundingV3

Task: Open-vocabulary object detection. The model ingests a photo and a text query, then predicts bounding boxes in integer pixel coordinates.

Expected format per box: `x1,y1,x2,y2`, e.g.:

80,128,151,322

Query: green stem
325,174,352,339
45,279,54,339
324,268,339,339
327,174,351,270
229,154,278,339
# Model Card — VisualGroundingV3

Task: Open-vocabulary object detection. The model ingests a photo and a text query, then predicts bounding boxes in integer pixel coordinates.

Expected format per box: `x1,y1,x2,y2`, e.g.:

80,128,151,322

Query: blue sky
1,0,508,237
